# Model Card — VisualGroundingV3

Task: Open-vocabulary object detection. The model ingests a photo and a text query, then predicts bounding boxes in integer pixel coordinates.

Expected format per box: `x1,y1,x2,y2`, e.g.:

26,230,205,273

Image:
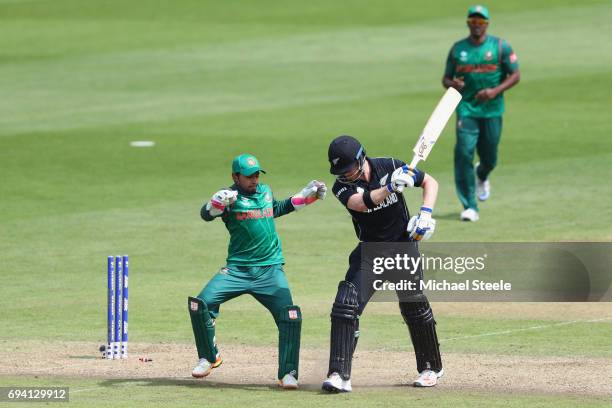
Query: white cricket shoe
322,372,352,393
279,373,299,390
460,208,479,222
475,163,490,201
191,356,222,378
413,368,444,387
477,178,490,201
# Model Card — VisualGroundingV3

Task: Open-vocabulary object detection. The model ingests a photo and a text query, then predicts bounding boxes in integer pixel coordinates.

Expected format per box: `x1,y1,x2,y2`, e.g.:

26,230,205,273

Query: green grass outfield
1,0,611,406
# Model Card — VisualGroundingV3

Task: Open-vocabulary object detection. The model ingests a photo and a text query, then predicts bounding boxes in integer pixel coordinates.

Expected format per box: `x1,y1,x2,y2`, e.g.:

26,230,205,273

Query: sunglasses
467,17,488,26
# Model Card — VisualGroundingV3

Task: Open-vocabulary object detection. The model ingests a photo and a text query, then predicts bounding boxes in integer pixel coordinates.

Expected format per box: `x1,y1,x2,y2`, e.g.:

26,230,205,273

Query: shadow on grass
97,377,327,393
434,212,462,221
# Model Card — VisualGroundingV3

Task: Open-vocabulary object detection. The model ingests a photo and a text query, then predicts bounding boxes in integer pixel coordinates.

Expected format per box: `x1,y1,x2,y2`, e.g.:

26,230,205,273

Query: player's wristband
386,183,394,193
362,190,376,209
420,206,433,213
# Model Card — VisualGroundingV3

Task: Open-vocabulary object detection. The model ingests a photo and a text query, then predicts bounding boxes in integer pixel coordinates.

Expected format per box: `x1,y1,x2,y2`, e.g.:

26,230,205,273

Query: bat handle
408,156,420,169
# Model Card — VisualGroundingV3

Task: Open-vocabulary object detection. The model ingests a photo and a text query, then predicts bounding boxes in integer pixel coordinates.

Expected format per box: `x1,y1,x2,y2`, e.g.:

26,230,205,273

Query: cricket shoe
460,208,479,222
413,368,444,387
279,373,298,390
191,356,223,378
322,372,352,393
475,163,490,201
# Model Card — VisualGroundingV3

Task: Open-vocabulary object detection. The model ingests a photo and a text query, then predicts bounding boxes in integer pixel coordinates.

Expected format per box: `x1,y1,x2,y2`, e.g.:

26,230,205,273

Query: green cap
467,5,489,19
231,154,266,176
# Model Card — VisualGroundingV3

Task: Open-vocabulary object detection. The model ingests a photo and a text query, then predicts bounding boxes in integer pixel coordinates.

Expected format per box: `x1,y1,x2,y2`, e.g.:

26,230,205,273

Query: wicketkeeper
188,153,326,389
322,135,443,392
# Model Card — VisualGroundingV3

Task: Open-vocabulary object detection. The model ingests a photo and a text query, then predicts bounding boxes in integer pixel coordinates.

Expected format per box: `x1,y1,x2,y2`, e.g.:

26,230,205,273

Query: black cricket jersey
332,157,424,242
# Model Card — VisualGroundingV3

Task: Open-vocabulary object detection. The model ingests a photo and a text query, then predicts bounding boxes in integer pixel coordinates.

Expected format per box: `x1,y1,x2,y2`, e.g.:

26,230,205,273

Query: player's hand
389,165,419,193
291,181,321,210
451,77,465,90
208,189,237,216
475,88,498,102
307,180,327,200
407,207,436,241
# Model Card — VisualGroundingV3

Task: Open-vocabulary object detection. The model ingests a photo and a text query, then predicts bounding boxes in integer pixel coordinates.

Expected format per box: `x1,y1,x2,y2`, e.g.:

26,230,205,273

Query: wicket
106,255,128,359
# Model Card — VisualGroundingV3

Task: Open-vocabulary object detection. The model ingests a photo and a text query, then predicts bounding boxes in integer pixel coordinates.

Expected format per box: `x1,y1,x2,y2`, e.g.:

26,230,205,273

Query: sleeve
393,159,425,188
500,39,519,74
332,181,358,208
443,45,456,78
273,197,295,218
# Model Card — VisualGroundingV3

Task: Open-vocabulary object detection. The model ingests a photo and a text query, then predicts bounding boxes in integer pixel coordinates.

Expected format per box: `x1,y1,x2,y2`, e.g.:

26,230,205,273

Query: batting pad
188,296,219,363
328,281,360,380
277,305,302,379
399,300,443,373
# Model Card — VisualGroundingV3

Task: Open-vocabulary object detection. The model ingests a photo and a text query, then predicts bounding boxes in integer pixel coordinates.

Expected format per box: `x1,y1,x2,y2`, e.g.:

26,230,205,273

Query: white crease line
441,317,611,342
71,387,100,394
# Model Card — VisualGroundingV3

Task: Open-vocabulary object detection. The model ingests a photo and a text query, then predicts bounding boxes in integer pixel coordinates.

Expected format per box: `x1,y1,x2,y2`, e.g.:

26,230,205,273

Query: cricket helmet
328,135,366,175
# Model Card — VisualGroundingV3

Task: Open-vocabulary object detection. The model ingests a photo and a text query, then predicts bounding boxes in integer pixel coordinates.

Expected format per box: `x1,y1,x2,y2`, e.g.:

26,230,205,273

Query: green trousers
195,264,301,379
454,116,503,210
198,264,293,319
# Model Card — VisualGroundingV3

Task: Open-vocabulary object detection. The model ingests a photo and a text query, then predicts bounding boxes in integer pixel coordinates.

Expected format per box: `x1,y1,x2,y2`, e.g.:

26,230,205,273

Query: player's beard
337,156,366,185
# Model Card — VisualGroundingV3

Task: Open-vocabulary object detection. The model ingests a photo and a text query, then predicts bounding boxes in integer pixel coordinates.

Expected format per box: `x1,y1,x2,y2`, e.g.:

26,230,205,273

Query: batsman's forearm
370,186,392,205
421,176,438,210
346,186,391,212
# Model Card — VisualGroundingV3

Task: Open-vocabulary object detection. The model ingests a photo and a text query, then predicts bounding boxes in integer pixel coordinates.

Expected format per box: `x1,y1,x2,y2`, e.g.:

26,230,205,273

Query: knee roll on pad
328,281,360,380
399,300,442,373
277,305,302,379
188,296,219,363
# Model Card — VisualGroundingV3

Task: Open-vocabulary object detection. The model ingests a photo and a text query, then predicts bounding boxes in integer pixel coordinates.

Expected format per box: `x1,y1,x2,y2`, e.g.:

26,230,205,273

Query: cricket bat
408,87,462,168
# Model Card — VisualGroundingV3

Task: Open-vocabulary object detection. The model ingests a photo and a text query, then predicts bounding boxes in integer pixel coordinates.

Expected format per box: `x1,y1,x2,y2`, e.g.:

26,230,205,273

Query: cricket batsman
322,135,443,392
443,5,520,221
188,153,326,389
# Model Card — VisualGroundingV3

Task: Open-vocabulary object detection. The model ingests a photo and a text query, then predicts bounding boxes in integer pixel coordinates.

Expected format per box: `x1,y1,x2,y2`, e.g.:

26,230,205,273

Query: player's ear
232,173,239,183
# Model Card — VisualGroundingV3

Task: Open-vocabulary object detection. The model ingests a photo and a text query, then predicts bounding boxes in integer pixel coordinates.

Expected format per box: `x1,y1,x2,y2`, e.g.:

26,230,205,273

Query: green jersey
444,35,519,118
201,183,294,267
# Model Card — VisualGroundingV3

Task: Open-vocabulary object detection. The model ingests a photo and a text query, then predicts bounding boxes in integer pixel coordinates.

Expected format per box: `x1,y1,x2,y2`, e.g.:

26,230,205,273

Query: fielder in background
322,135,442,392
443,5,520,222
188,153,326,389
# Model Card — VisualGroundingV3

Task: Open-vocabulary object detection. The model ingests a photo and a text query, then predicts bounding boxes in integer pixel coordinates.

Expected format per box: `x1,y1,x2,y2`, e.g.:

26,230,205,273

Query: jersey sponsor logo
456,63,498,73
366,192,399,213
235,207,273,220
336,186,347,198
509,52,518,63
379,173,389,186
485,51,493,61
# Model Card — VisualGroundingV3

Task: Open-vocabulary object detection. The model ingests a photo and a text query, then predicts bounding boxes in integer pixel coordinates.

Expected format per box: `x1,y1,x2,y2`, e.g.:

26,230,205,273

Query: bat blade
409,87,462,168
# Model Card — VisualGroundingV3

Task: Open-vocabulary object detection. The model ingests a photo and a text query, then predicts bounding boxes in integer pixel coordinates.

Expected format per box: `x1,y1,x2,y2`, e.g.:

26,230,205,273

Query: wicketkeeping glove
291,180,326,210
388,165,420,193
206,189,238,216
407,206,436,241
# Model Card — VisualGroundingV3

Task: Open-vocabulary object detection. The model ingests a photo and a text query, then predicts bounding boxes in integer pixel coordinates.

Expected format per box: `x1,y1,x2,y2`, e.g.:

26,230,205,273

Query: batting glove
407,206,436,241
207,189,238,216
388,165,420,193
